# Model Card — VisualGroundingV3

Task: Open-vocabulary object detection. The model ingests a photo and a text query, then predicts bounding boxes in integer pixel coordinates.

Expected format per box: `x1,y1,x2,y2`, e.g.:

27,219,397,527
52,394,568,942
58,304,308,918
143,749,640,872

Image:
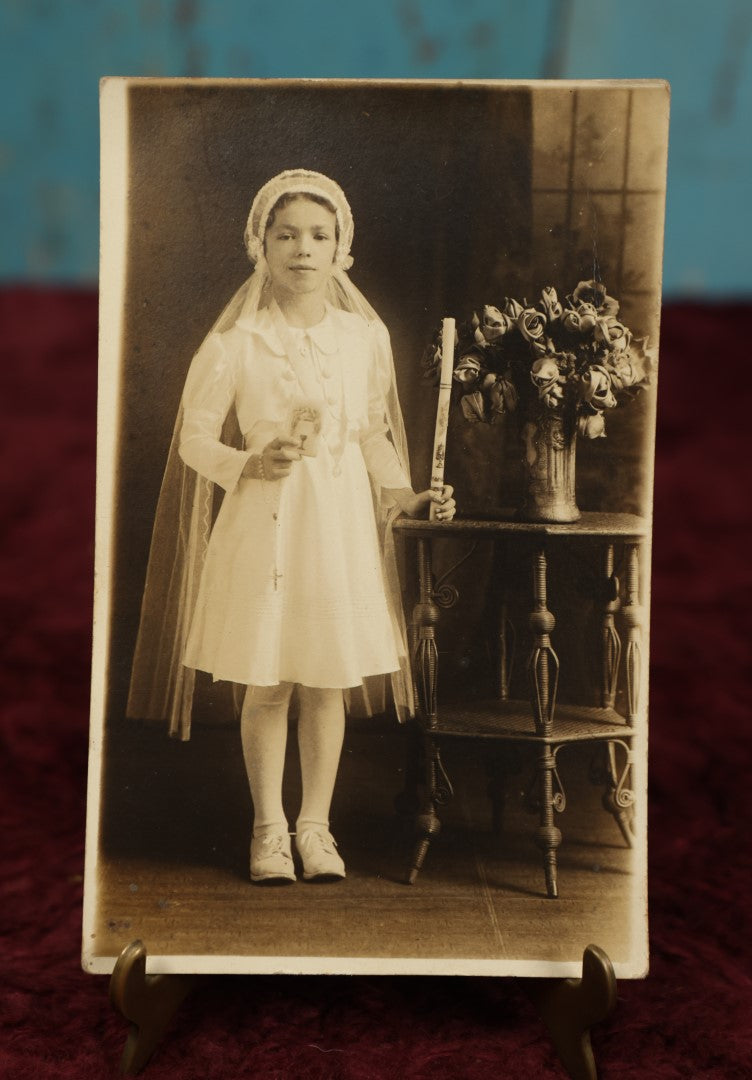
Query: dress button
326,394,336,406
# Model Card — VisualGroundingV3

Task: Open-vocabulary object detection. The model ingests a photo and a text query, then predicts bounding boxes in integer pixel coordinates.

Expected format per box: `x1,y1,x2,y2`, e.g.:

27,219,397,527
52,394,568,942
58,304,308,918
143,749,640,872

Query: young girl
128,169,455,884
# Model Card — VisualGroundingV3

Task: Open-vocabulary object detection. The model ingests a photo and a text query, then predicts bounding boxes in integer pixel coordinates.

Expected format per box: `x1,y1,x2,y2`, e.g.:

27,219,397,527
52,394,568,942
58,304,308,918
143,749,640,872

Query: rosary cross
272,568,283,590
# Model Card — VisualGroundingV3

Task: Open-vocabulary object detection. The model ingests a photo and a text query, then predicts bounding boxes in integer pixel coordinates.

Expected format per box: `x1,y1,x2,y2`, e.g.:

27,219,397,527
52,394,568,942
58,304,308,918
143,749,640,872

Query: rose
576,302,599,332
481,373,517,416
628,336,653,384
531,356,560,383
518,307,547,344
594,317,632,353
538,286,563,323
561,308,582,333
503,297,524,320
579,365,617,409
478,304,510,342
578,411,606,438
606,356,638,390
531,356,564,408
608,338,650,391
453,354,483,386
572,280,619,318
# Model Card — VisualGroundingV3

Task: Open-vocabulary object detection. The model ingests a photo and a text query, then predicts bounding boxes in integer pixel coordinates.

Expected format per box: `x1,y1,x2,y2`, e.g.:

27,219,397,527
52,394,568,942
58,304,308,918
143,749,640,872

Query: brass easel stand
109,941,199,1075
109,940,617,1077
525,944,617,1080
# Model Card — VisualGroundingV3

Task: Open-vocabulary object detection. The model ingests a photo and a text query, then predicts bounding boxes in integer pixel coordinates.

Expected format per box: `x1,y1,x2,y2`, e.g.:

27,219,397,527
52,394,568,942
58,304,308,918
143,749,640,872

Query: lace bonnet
244,169,355,270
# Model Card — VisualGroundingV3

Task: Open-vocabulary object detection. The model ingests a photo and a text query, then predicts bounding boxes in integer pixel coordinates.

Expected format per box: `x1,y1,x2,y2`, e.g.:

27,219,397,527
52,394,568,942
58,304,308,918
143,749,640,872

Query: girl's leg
294,685,347,880
295,685,346,833
241,682,294,836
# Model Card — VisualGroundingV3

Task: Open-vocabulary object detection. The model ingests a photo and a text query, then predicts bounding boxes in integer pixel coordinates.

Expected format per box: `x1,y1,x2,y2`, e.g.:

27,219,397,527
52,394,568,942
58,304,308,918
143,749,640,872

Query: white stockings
240,683,345,838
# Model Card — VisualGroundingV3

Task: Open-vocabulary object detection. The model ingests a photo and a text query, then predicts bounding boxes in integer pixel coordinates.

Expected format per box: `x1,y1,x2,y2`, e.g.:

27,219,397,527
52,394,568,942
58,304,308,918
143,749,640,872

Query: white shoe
250,831,296,883
295,828,346,881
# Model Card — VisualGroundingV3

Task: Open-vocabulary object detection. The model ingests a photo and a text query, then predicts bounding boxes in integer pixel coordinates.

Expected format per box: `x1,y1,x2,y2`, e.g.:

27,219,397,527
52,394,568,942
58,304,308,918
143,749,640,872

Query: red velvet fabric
1,289,750,1077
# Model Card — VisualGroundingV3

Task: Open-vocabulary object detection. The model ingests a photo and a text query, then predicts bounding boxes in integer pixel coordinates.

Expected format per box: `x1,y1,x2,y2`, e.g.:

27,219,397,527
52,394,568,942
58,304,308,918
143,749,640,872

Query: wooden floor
88,716,645,975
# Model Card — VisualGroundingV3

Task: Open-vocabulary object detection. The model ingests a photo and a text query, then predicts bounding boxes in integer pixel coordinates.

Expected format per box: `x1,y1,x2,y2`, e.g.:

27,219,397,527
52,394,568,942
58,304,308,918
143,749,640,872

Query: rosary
259,483,283,591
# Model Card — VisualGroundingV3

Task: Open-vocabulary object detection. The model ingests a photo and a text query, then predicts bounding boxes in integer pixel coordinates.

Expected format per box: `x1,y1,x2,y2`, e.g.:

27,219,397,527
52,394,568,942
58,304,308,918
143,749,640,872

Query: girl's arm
386,485,455,521
242,438,302,481
178,333,252,491
358,324,416,495
360,430,456,519
361,325,456,520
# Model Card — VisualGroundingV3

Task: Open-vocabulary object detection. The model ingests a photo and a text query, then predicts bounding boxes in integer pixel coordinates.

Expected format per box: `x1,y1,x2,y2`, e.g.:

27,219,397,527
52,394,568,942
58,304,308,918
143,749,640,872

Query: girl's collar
235,301,338,355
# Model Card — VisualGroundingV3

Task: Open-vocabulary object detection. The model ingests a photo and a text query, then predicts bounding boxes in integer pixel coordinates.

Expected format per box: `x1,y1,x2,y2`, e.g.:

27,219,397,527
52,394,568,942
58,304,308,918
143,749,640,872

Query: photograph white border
83,76,666,979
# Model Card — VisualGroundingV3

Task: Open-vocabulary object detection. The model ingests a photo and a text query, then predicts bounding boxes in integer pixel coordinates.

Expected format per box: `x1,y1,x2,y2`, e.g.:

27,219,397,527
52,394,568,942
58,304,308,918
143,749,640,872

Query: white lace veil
126,169,414,738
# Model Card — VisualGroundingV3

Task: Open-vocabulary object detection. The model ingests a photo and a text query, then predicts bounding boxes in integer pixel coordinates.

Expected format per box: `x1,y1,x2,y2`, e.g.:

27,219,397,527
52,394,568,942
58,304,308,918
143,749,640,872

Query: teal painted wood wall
1,0,750,295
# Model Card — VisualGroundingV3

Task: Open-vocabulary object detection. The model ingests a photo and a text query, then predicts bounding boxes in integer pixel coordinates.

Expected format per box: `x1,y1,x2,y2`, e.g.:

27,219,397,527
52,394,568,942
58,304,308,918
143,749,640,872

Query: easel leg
527,944,618,1080
109,940,199,1075
107,943,617,1079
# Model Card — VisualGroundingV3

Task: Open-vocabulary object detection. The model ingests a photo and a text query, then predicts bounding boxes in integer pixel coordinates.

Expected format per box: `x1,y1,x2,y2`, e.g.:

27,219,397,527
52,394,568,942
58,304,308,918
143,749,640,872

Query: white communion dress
178,301,411,691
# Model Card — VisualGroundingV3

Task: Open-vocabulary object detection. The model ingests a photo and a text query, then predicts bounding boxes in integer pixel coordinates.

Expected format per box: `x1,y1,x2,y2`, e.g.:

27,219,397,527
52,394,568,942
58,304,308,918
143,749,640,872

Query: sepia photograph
83,77,669,978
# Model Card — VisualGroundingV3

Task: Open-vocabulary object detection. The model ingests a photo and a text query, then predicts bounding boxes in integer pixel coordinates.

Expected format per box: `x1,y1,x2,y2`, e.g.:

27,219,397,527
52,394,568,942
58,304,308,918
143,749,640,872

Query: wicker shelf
424,699,631,743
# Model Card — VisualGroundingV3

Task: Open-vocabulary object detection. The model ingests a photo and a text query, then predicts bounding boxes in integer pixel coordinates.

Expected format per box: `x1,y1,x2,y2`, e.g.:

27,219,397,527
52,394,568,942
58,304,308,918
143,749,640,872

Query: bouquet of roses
422,280,652,439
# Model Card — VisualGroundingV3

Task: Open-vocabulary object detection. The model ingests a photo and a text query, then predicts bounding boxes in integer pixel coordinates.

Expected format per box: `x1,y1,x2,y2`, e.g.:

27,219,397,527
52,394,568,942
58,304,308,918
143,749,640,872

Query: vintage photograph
83,77,669,977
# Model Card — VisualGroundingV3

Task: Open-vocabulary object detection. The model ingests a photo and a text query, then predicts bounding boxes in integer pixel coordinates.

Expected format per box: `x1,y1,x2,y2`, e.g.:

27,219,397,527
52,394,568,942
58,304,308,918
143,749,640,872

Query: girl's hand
244,437,302,481
403,485,456,521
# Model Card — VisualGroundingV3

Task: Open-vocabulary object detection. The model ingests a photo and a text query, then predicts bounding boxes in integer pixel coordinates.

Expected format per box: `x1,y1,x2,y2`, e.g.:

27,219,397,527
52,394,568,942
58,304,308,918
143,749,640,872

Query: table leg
395,566,424,818
536,745,562,898
601,740,635,847
623,542,643,725
407,537,449,883
497,541,515,701
527,547,562,898
527,548,560,734
413,537,439,722
600,543,621,710
597,541,633,844
407,732,447,884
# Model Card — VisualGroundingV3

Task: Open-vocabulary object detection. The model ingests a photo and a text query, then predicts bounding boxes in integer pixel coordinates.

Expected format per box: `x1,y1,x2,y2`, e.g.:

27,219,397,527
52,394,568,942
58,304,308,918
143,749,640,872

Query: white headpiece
244,169,355,270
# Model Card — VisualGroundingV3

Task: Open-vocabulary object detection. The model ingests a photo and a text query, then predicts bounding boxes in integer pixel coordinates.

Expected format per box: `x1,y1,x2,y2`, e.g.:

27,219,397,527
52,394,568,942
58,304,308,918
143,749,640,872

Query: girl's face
264,197,338,300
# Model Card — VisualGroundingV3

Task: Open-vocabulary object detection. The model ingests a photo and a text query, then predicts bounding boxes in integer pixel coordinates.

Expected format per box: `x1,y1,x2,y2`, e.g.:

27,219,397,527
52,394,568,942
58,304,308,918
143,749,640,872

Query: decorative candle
429,317,455,521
